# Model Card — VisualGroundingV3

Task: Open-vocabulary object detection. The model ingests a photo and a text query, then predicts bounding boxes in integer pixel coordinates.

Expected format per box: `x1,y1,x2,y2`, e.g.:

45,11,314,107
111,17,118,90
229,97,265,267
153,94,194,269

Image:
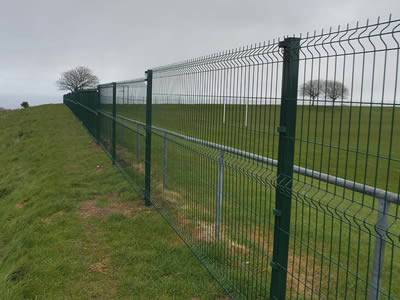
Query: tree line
300,80,348,105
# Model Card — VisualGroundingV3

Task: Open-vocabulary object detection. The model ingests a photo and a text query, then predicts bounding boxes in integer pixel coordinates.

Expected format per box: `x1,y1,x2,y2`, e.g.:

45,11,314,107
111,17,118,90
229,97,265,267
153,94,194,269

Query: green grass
0,104,225,299
113,103,400,191
94,103,400,299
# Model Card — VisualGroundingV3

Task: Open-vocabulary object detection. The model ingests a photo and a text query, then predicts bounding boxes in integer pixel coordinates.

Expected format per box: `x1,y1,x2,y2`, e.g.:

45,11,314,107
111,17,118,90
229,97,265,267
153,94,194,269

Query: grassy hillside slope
0,104,224,299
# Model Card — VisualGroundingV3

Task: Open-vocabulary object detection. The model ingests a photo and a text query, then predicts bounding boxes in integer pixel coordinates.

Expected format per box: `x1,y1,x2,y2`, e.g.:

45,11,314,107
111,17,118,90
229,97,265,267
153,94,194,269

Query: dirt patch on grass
78,192,133,297
80,194,144,219
114,145,145,175
163,189,182,204
15,203,25,209
193,221,216,242
132,162,145,175
155,186,323,296
286,251,323,298
41,211,65,224
152,183,184,206
89,257,111,274
81,218,118,298
178,215,323,297
196,222,250,255
179,218,250,255
15,198,29,209
252,228,323,297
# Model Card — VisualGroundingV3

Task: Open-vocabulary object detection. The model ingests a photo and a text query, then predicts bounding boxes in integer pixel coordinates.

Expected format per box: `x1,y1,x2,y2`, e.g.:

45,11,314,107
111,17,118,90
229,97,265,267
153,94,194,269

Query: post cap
279,37,301,48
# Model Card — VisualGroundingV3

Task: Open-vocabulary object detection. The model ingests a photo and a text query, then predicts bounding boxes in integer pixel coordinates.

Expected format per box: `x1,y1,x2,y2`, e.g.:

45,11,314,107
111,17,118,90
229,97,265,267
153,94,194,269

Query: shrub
20,102,30,109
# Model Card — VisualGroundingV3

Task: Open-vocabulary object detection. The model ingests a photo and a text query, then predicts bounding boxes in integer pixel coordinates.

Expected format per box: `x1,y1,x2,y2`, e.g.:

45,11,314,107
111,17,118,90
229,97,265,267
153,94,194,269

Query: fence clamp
273,208,282,217
270,260,279,270
277,126,287,134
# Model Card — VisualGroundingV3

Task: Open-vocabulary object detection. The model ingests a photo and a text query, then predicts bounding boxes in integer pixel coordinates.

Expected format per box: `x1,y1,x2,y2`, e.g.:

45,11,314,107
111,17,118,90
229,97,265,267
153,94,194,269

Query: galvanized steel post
215,150,225,240
270,37,300,300
369,198,390,300
144,70,153,207
163,132,168,190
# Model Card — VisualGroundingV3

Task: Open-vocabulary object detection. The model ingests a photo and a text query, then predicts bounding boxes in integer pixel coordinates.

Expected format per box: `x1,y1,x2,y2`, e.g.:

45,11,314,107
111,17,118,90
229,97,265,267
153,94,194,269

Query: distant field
108,104,400,192
0,105,224,299
96,103,400,298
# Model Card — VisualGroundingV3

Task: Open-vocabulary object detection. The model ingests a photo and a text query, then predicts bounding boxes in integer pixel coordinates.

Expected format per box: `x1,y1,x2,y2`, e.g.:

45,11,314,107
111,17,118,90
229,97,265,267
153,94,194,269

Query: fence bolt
215,150,225,241
270,37,300,300
273,209,282,217
369,197,390,300
144,70,153,207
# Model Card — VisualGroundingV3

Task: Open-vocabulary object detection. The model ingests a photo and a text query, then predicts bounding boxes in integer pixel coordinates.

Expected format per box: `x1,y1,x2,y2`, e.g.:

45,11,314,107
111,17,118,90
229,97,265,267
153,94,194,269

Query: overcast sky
0,0,399,108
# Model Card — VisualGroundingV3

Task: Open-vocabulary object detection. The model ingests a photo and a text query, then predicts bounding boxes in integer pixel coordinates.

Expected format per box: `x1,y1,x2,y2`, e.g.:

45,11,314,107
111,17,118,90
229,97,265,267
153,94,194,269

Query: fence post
144,70,153,207
112,82,117,164
270,37,300,300
122,86,125,105
127,86,130,105
369,197,390,300
96,86,101,143
215,150,225,240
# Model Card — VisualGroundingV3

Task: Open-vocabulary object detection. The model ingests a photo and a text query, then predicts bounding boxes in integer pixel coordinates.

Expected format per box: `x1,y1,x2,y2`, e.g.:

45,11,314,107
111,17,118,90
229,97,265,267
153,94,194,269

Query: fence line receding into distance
64,16,400,299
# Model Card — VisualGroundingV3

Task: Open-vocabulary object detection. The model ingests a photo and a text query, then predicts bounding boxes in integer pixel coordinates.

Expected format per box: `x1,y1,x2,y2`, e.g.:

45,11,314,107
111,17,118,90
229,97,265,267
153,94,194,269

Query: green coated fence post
96,86,100,143
270,37,300,300
144,70,153,207
112,82,117,164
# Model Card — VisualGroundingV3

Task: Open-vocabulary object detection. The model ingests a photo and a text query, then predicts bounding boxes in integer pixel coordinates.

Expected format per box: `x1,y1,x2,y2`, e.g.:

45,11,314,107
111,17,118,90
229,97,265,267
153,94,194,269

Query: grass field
93,102,400,298
0,104,225,299
112,103,400,191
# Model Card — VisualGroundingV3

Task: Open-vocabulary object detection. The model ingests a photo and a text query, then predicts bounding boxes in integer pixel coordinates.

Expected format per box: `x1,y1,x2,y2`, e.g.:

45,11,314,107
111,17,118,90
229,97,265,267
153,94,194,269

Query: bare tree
56,66,99,92
300,80,322,106
324,80,349,102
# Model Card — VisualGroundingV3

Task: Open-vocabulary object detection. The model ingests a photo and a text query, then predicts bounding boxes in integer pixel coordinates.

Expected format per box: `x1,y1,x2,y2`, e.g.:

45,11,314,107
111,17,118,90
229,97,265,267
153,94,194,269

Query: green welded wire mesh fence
63,15,400,299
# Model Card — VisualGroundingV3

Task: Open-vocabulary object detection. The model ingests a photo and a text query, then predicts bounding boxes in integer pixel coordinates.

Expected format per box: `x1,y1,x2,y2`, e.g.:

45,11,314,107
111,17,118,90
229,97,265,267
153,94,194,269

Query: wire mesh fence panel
285,17,400,300
151,41,285,298
98,111,113,155
149,17,400,299
76,90,98,137
114,79,147,193
63,90,98,138
98,84,114,155
116,80,147,123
